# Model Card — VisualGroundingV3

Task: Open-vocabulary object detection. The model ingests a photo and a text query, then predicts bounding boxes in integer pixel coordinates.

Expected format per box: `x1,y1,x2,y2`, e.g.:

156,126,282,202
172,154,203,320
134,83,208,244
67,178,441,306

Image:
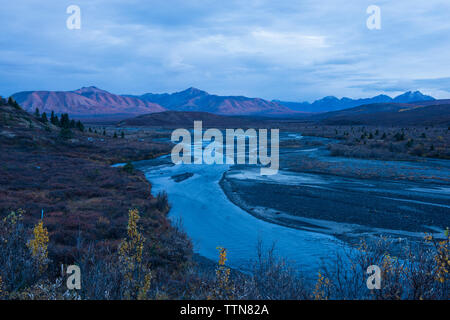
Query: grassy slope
0,103,192,276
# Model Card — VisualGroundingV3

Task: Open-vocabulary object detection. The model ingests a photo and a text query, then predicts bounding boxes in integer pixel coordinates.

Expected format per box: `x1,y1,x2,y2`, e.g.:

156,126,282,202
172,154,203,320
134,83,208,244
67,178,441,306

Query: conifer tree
76,120,84,132
50,111,59,126
60,113,70,129
41,112,48,123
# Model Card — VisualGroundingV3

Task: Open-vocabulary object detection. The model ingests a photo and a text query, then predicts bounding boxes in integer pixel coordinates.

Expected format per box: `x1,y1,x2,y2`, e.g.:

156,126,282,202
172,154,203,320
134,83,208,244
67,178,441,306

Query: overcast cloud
1,0,449,101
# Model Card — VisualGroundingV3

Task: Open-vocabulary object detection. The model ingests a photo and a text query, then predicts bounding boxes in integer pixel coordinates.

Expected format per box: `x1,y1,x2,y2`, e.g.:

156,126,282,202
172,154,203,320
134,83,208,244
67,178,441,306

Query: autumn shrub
118,208,153,299
318,236,449,300
1,207,448,300
208,247,234,299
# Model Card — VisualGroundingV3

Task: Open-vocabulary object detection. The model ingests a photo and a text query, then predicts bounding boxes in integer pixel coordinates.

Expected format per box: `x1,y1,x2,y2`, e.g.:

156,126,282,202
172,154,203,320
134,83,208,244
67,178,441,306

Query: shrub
76,120,84,132
58,128,73,140
155,191,170,213
27,220,50,273
0,210,41,296
122,162,134,174
118,209,153,300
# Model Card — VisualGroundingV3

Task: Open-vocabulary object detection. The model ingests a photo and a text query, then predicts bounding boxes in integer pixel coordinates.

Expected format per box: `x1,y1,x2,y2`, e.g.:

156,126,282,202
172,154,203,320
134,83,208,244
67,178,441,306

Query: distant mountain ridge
12,86,166,116
311,102,450,126
12,86,439,118
126,87,294,116
274,91,435,113
13,86,294,117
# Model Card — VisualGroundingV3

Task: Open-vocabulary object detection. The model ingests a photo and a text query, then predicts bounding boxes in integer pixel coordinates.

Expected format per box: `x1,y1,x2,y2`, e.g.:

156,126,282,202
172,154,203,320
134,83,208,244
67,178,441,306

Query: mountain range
12,86,438,118
311,102,450,126
125,87,293,115
274,91,435,113
12,86,165,117
12,86,292,117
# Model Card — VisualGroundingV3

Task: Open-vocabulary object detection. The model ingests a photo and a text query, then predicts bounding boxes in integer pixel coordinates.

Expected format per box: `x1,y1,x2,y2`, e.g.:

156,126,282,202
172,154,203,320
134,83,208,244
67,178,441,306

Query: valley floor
221,135,449,247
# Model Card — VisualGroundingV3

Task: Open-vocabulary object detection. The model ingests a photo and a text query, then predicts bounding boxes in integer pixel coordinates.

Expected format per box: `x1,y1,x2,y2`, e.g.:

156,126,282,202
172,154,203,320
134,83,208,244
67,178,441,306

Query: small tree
76,120,84,132
118,209,152,300
34,108,40,118
406,139,414,148
27,220,49,273
50,111,59,126
41,112,48,123
7,97,21,109
113,132,118,139
121,131,125,139
123,162,134,174
59,113,70,129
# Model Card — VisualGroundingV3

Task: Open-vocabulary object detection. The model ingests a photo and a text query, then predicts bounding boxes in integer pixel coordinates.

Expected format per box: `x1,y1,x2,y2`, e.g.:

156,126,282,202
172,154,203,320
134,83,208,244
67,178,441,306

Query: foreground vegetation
0,208,448,300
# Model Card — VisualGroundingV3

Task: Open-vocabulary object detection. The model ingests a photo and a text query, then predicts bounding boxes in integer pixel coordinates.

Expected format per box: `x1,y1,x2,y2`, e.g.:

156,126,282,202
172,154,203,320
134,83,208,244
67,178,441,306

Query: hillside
12,86,166,117
0,101,190,280
118,110,262,128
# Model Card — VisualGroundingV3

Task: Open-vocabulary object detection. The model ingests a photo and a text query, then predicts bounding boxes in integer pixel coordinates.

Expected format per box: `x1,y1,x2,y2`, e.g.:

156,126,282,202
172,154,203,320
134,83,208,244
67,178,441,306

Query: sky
1,0,450,102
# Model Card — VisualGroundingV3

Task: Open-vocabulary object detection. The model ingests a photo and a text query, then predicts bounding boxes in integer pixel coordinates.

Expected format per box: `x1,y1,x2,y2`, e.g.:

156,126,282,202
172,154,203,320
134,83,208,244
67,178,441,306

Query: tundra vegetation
285,124,449,160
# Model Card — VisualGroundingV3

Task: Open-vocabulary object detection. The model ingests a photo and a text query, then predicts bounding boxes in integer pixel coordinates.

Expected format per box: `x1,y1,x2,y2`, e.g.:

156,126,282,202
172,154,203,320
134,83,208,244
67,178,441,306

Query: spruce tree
60,113,70,128
76,120,84,132
41,112,48,123
50,111,59,126
34,108,40,118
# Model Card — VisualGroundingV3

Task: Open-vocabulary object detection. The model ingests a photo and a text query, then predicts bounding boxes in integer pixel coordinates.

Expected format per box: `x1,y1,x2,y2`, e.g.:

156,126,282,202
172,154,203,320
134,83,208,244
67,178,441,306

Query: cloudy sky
1,0,450,101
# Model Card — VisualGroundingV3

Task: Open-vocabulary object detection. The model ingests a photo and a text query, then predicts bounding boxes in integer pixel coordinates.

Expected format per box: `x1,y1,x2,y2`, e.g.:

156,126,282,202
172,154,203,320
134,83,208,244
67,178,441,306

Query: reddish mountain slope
128,87,295,116
12,86,166,116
